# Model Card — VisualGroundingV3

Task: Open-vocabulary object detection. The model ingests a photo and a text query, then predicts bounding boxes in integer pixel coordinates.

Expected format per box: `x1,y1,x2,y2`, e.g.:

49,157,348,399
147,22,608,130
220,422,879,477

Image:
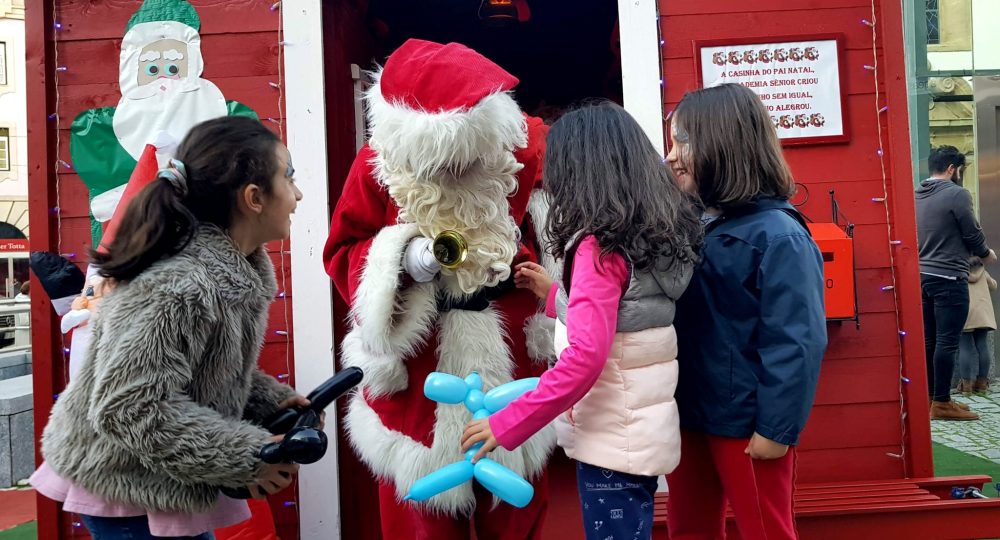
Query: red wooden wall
26,1,299,538
659,0,931,484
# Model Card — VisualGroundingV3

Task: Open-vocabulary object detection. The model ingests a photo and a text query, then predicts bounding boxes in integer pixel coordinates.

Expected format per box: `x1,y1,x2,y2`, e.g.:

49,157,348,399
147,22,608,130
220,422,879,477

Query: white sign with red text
699,39,844,141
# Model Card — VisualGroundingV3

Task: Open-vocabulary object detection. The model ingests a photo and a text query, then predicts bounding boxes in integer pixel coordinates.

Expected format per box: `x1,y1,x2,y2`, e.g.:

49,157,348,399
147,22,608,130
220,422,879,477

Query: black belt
437,275,517,312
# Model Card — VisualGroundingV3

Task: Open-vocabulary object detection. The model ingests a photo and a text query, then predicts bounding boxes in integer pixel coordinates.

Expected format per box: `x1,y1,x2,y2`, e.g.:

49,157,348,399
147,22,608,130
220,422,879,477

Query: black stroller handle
263,366,365,435
220,367,363,499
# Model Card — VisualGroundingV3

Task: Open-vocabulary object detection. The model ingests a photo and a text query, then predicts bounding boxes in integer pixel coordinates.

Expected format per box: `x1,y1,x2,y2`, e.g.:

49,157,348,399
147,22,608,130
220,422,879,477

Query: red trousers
377,472,548,540
667,431,797,540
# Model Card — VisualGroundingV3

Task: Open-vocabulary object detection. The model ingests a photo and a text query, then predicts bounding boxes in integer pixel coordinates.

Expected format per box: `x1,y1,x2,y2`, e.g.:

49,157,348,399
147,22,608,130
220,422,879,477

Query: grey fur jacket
41,225,296,513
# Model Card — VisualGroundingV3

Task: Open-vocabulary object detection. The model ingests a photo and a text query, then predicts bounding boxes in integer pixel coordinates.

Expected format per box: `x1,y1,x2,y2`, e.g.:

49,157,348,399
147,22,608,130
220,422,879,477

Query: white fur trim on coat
343,193,560,514
349,223,438,359
527,189,561,281
523,189,560,364
524,313,555,366
365,70,528,182
344,307,556,517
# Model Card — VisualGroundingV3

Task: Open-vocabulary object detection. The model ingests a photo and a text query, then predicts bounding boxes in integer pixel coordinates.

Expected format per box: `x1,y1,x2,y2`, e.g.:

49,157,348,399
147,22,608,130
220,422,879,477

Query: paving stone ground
932,383,1000,462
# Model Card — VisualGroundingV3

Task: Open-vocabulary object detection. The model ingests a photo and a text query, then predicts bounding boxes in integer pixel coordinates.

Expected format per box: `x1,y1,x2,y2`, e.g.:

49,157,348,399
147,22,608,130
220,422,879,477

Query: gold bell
433,230,469,270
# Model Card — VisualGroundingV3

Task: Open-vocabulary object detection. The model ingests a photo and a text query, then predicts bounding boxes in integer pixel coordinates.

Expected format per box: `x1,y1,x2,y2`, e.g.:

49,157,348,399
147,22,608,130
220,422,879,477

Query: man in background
916,145,996,421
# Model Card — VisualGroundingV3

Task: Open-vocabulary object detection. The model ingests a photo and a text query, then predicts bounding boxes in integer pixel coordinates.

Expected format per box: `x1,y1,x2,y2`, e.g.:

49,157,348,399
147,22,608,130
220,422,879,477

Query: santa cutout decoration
69,0,257,246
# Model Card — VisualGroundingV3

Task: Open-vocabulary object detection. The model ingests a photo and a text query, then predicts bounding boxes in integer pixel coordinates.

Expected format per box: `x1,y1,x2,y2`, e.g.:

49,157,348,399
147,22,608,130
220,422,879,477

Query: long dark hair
543,101,702,270
672,83,795,210
92,116,282,281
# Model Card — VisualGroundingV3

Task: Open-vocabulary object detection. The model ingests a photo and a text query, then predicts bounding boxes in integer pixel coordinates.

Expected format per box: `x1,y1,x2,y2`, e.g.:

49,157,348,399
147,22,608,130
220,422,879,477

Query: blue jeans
82,515,214,540
576,461,659,540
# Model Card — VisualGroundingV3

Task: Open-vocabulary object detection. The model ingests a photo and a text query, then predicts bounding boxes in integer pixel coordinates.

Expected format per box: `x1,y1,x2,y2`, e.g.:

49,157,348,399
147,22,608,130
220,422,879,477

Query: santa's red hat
98,141,161,253
380,39,519,112
366,39,528,181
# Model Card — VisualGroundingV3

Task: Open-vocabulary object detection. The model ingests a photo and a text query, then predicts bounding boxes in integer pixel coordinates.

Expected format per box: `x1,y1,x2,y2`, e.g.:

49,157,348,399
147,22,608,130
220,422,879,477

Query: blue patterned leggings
576,461,659,540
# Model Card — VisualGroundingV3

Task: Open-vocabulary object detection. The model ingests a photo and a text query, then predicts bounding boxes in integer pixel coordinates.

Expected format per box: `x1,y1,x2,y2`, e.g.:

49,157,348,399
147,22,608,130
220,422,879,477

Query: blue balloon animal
403,371,539,508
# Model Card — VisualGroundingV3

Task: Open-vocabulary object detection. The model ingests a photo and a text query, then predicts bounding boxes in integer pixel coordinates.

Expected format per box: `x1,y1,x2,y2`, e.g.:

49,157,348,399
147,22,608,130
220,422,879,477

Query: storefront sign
0,239,28,252
695,35,849,145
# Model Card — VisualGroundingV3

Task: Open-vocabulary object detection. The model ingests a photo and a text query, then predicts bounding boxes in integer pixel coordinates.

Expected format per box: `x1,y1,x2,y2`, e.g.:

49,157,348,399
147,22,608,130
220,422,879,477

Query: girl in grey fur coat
31,116,305,540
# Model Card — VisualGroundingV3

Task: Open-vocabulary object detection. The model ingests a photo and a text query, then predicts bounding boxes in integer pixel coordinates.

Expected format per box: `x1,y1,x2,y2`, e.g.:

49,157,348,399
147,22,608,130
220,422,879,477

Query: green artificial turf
933,442,1000,497
0,522,36,540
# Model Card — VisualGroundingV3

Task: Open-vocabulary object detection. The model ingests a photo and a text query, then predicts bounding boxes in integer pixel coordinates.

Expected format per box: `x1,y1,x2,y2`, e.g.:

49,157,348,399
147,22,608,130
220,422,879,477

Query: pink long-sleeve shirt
490,235,629,450
30,462,250,536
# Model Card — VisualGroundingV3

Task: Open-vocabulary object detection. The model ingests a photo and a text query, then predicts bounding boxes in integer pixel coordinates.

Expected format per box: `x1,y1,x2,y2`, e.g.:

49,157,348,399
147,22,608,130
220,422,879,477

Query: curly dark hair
543,101,702,270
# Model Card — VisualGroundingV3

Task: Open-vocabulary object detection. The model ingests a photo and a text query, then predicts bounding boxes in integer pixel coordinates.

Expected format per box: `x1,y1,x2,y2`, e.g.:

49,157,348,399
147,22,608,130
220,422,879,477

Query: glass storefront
904,0,1000,369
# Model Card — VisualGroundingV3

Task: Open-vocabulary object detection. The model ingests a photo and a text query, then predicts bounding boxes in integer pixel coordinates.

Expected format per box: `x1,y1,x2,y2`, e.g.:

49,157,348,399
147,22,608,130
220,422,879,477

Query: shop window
0,128,9,172
927,0,940,44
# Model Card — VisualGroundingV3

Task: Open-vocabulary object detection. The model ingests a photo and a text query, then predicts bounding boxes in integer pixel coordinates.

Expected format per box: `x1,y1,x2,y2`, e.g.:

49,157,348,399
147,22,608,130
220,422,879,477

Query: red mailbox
807,222,856,320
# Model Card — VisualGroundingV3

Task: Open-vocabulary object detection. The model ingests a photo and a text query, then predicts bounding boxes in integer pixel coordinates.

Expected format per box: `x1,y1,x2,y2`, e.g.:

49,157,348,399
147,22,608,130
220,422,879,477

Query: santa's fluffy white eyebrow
163,49,185,61
139,51,160,62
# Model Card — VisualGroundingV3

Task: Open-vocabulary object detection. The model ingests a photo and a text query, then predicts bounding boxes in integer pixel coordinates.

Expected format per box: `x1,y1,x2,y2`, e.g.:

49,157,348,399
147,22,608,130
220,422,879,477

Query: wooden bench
652,476,1000,540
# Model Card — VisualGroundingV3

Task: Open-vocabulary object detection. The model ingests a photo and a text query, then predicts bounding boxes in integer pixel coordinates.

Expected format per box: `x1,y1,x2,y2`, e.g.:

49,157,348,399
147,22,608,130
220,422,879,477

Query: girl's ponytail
90,116,282,283
91,163,197,282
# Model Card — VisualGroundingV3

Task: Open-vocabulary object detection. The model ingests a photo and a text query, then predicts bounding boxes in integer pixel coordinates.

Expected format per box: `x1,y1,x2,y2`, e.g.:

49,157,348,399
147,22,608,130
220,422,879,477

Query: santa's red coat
323,116,557,516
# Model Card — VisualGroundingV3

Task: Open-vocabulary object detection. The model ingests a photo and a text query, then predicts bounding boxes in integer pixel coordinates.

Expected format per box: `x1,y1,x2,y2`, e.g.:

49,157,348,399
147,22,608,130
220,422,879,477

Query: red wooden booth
26,0,1000,539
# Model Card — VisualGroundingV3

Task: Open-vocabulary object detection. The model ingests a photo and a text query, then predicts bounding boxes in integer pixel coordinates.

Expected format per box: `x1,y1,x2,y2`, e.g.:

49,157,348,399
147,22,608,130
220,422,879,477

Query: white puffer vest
554,320,681,476
552,240,691,476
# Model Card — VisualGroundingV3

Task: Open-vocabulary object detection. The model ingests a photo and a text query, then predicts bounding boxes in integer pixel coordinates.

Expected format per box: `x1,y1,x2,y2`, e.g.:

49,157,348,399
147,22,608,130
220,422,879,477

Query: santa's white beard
380,152,523,296
113,77,228,161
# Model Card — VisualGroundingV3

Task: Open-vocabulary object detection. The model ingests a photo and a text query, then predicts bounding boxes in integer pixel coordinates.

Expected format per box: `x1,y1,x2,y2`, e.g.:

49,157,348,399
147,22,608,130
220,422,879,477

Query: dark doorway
365,0,622,120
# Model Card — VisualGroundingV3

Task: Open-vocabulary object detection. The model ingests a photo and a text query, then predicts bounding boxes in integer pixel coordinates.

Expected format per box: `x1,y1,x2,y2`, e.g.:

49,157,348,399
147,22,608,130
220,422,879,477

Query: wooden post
283,1,339,537
879,0,934,478
618,0,666,155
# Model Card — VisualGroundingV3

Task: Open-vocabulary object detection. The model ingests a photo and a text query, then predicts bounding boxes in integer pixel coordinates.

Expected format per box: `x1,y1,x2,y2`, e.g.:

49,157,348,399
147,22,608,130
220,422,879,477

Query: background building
0,0,28,299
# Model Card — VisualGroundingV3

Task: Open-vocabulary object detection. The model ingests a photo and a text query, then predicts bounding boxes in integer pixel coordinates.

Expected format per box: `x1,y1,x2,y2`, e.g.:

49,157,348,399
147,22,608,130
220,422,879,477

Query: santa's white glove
404,237,441,283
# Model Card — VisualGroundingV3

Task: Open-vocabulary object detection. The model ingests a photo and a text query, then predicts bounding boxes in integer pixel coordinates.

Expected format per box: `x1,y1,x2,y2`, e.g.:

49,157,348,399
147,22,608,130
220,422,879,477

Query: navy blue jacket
675,197,827,446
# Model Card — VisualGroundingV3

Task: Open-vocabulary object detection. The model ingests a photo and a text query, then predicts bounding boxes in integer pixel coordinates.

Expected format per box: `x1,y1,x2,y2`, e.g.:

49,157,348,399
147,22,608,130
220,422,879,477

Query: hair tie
158,159,189,197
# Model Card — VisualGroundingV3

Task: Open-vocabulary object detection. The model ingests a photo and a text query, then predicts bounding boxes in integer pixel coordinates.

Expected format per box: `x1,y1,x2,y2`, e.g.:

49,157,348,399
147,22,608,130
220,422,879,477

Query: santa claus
324,39,556,538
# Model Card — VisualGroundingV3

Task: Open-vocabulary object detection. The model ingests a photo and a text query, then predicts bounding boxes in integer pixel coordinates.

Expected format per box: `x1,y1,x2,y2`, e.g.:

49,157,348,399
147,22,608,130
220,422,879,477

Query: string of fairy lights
862,2,910,475
270,0,303,519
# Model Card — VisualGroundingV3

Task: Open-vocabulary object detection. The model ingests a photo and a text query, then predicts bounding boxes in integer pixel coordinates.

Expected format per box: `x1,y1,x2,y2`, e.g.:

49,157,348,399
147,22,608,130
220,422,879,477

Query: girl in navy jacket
665,83,827,540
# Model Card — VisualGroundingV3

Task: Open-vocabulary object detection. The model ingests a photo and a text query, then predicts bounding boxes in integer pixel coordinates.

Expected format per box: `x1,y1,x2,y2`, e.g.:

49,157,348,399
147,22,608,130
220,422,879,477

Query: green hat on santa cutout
126,0,201,33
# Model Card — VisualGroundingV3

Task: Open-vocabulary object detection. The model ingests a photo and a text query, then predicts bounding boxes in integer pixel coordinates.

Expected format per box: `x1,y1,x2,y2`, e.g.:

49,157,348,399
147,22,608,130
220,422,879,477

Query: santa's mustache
378,154,522,294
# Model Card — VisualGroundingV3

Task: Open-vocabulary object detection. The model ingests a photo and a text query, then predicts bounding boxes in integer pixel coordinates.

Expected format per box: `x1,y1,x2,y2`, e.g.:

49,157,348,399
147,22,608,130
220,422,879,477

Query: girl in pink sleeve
460,102,703,540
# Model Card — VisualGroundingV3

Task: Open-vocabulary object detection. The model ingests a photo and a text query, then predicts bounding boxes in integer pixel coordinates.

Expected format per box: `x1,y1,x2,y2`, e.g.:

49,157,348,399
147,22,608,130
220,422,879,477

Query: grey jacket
555,239,694,332
41,225,296,513
915,178,991,279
